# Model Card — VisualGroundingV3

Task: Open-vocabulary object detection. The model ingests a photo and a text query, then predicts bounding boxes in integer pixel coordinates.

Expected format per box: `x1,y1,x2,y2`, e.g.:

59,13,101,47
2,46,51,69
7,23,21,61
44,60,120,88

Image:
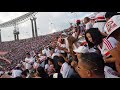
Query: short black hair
57,57,65,64
85,28,105,48
48,58,54,64
8,72,12,75
21,69,29,76
37,66,49,78
26,52,30,56
105,12,119,19
84,17,90,21
16,67,21,70
80,53,105,76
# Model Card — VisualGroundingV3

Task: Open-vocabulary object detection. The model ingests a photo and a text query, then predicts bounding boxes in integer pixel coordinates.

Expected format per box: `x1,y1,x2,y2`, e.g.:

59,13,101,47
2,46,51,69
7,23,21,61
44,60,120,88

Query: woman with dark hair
85,28,118,70
45,58,56,77
34,66,49,78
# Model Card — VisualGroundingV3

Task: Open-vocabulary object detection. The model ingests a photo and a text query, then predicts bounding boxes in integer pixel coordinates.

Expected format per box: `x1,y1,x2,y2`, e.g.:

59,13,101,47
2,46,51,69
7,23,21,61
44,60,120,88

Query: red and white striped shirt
97,37,118,57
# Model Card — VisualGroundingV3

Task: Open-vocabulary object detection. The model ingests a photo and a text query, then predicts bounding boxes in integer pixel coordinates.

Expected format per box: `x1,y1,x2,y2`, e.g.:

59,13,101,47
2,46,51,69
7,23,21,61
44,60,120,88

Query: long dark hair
37,66,49,78
85,28,106,48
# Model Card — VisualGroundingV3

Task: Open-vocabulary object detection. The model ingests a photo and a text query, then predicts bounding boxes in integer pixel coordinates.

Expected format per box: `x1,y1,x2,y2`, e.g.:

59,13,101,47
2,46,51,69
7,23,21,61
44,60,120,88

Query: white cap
104,15,120,37
73,46,89,53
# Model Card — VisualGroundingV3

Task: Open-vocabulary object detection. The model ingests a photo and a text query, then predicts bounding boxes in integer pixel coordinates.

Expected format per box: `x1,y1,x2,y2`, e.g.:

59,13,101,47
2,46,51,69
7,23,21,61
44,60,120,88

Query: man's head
90,17,96,24
51,42,57,48
57,57,65,66
21,69,29,78
77,53,105,78
72,27,77,33
26,52,31,58
84,17,90,24
105,12,118,21
50,48,55,55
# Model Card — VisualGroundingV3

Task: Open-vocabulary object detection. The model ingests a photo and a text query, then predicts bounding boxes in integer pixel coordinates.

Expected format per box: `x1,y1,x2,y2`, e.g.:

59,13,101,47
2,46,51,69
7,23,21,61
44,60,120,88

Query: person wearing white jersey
57,37,68,56
104,14,120,74
104,66,119,78
105,12,119,22
57,57,71,78
50,48,59,59
24,52,35,70
44,46,51,58
84,17,93,31
12,66,22,78
90,17,96,26
93,12,107,36
85,28,118,63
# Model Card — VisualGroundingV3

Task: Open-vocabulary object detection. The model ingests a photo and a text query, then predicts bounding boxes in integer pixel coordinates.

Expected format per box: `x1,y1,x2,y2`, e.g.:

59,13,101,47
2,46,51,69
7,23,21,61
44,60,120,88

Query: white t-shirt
59,44,66,53
12,69,22,78
97,37,118,57
0,71,4,75
39,56,46,68
45,49,51,57
60,62,70,78
39,56,46,62
33,62,39,69
79,24,85,35
104,66,119,78
25,57,35,70
55,47,61,53
25,57,35,64
85,21,93,30
93,22,106,33
30,50,36,57
45,64,49,70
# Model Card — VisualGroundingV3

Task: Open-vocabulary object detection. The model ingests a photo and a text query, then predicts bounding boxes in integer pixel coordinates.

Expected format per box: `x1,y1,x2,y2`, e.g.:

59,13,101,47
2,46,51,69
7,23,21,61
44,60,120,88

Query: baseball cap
73,46,89,53
104,15,120,37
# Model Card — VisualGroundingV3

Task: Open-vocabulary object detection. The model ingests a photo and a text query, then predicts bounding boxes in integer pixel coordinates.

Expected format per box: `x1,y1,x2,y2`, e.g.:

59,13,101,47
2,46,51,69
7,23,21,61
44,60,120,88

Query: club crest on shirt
106,20,117,33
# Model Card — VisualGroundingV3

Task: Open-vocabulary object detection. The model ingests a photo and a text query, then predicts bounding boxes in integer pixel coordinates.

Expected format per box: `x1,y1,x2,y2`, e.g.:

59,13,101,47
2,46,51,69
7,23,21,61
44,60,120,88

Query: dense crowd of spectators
0,12,120,78
0,32,62,70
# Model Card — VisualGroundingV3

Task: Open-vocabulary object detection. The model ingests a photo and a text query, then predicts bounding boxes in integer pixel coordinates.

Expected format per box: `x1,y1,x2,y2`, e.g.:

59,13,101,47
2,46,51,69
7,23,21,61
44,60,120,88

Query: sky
0,12,94,42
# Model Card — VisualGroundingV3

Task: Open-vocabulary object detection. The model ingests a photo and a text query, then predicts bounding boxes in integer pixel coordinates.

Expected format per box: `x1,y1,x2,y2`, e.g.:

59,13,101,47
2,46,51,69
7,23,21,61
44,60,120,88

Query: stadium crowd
0,12,120,78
